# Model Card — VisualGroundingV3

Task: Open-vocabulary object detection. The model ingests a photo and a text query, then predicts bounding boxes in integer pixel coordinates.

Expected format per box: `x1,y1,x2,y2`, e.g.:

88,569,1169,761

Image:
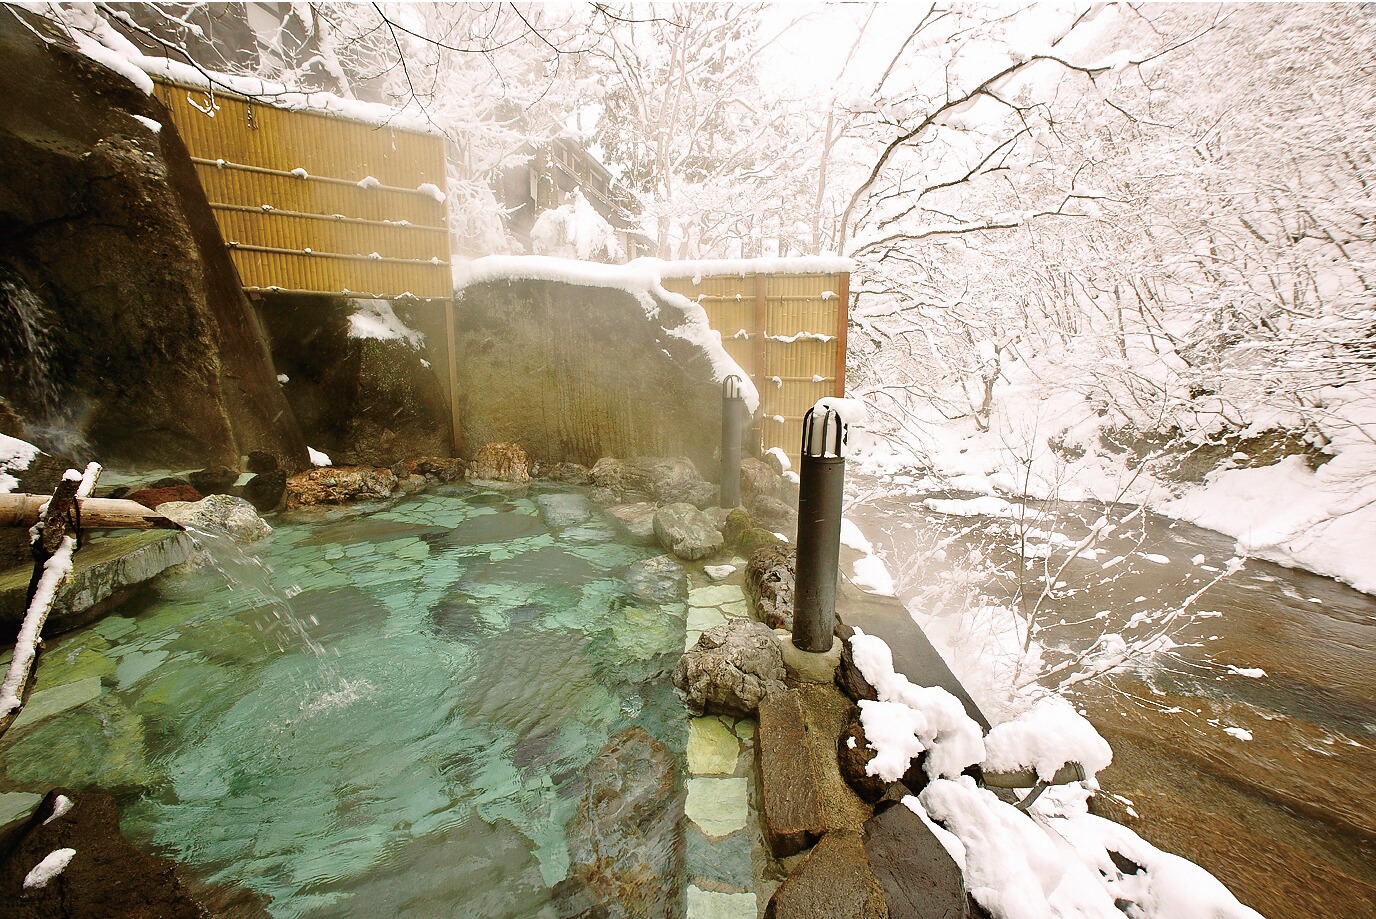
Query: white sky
757,2,1109,101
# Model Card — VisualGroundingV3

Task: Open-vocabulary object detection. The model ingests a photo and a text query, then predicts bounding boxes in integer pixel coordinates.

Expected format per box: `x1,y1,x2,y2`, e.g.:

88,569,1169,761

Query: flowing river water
847,475,1376,919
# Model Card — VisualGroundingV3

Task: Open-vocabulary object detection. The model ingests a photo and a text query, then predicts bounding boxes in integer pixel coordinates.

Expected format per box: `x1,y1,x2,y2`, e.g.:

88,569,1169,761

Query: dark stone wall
260,293,453,466
0,12,305,470
451,278,726,472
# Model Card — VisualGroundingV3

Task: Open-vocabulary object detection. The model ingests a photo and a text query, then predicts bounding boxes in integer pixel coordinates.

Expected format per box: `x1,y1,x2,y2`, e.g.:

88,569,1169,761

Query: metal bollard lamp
791,402,848,652
719,375,745,508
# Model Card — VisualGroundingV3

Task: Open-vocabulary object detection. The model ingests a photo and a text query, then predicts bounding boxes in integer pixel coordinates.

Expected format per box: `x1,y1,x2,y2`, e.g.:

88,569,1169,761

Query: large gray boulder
259,294,453,467
449,276,727,473
653,503,724,562
606,502,659,545
556,727,683,918
591,457,715,507
157,494,271,545
748,494,798,539
740,458,781,502
637,457,715,507
673,619,787,717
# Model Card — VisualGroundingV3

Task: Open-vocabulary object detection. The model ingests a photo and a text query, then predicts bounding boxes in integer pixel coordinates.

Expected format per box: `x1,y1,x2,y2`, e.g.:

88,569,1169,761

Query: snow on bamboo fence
152,79,452,300
658,259,851,467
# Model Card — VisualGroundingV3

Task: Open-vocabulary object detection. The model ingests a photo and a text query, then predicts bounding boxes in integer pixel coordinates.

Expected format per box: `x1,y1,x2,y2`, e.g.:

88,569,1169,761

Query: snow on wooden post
0,465,99,736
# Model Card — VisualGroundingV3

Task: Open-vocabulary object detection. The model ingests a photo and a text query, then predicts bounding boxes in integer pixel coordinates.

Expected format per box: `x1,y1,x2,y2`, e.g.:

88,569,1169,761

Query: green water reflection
2,486,688,918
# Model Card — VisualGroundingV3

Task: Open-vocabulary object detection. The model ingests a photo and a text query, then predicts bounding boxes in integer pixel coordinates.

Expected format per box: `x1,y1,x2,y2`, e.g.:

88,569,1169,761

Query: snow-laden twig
0,535,77,728
0,463,100,734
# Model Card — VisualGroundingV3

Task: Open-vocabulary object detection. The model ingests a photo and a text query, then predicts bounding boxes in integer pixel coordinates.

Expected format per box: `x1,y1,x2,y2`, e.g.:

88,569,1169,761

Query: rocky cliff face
451,278,727,473
260,294,453,466
0,13,305,470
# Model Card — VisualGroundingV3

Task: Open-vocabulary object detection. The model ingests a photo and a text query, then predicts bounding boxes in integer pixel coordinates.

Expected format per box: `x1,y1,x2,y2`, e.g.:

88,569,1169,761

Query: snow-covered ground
851,367,1376,597
1159,387,1376,594
851,627,1263,919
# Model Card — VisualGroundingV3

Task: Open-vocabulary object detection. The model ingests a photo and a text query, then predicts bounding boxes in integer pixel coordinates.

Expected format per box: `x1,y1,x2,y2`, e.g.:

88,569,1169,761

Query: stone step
0,530,191,641
863,799,973,919
757,689,826,857
763,832,887,919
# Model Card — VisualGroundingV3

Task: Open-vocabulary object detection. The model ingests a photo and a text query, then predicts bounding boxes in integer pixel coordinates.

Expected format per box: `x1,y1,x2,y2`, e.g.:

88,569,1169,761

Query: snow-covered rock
451,272,745,475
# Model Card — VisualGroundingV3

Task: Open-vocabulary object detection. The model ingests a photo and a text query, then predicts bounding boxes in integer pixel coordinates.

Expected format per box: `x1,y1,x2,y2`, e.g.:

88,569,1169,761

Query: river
846,474,1376,919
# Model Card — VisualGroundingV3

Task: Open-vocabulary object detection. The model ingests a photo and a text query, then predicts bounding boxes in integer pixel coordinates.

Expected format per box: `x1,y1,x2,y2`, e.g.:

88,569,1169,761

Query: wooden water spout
0,494,187,531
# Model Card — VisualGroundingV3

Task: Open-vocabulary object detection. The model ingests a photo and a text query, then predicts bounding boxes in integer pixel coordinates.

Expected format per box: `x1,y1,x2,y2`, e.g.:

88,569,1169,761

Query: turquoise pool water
2,486,689,917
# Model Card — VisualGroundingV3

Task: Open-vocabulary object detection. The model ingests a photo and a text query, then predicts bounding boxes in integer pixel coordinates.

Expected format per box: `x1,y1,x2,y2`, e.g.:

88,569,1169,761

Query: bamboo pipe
0,494,185,531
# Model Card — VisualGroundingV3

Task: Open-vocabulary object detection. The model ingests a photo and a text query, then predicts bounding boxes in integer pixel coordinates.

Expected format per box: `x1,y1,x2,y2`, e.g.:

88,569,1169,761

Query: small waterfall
0,267,61,420
182,523,330,661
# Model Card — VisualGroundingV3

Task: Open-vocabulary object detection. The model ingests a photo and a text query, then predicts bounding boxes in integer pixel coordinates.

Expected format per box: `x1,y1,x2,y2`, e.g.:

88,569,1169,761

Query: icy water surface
848,476,1376,919
1,486,688,917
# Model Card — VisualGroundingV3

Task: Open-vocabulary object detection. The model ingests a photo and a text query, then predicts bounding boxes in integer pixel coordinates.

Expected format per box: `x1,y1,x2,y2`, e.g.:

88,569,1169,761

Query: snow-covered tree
61,2,610,254
590,2,822,257
529,189,624,262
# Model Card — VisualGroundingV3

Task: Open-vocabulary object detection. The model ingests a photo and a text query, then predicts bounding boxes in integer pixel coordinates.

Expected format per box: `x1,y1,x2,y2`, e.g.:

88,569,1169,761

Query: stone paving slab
687,885,758,919
1,531,192,640
682,573,761,919
686,777,749,839
757,690,826,857
689,717,742,775
8,676,102,735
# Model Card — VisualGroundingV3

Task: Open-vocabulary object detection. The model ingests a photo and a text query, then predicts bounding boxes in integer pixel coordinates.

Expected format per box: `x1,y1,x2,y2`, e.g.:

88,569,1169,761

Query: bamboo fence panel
661,271,849,467
154,80,450,299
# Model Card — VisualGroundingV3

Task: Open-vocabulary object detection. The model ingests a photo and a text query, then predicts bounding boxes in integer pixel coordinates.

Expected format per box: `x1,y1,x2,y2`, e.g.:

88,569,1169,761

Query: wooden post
1,464,102,737
0,495,188,531
834,272,850,398
445,297,462,457
754,275,769,458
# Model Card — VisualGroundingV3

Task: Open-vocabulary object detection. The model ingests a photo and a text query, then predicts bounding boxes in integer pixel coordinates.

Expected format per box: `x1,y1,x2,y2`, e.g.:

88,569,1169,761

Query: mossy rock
5,695,155,792
1098,424,1331,485
722,507,756,549
738,527,786,558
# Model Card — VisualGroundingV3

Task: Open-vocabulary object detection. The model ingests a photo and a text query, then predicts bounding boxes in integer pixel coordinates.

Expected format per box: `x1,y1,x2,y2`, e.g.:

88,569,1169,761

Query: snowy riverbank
850,376,1376,598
